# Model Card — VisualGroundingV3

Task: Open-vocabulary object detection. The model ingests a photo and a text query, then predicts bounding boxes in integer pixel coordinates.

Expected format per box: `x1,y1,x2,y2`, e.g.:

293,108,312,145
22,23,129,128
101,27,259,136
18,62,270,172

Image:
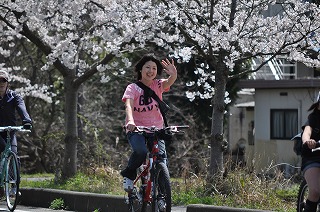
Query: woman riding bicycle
120,54,177,192
301,92,320,212
0,70,32,155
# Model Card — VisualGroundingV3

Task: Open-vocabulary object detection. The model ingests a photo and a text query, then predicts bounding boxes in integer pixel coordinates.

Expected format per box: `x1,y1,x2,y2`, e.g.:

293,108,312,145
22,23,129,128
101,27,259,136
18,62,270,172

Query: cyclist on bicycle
120,54,177,192
0,70,32,156
301,92,320,212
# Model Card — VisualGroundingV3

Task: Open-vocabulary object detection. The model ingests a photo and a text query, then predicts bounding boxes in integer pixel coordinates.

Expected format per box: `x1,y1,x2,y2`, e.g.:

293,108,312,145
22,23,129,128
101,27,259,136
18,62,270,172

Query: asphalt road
0,200,186,212
0,202,66,212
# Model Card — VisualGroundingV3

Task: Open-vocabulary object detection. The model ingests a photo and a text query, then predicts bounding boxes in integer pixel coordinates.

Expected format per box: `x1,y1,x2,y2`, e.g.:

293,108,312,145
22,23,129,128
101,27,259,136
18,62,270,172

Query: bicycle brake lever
312,147,320,152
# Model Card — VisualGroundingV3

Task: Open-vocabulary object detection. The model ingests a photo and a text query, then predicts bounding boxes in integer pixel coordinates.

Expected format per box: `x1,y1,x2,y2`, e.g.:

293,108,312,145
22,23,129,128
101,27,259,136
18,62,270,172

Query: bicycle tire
297,179,320,212
152,162,171,212
128,177,148,212
128,193,141,212
127,192,148,212
128,198,148,212
5,152,20,212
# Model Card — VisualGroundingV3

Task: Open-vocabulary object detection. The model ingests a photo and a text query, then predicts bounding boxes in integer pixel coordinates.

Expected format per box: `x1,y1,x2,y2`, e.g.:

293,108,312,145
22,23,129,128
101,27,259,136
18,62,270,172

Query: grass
20,167,123,195
20,166,300,212
49,198,66,210
171,170,299,212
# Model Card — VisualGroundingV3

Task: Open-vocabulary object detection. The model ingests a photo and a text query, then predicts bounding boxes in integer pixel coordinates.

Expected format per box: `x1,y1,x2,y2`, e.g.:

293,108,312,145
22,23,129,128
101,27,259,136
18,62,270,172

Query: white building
230,58,320,174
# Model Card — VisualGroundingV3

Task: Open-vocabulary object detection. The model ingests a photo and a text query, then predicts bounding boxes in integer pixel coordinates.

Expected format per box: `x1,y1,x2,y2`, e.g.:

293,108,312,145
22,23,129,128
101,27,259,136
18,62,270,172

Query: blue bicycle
0,126,31,211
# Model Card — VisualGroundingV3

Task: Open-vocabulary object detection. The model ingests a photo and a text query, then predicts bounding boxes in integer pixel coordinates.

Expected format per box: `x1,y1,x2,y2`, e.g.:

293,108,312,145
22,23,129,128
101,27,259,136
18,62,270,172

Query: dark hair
134,54,163,80
308,102,320,112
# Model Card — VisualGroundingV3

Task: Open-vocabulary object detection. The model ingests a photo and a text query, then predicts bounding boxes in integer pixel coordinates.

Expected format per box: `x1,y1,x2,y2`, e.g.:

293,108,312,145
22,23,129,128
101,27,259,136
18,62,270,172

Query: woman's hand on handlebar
126,121,136,132
304,139,317,149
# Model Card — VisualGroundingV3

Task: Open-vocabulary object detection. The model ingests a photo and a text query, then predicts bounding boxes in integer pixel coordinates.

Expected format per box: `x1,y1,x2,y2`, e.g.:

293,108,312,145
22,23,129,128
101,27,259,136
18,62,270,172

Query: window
270,109,298,139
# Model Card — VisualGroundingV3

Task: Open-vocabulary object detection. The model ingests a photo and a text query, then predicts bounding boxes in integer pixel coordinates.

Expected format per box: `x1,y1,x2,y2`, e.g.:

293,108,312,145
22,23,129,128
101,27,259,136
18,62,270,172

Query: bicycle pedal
124,197,130,205
158,199,166,211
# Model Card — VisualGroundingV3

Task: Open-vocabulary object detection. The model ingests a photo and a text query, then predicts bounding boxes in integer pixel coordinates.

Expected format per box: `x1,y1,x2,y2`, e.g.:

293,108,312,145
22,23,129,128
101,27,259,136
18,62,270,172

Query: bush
21,166,299,212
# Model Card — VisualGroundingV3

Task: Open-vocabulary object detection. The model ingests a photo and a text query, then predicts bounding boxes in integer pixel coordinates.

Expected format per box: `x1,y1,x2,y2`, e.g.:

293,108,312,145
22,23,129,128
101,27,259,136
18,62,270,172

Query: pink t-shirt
122,79,169,129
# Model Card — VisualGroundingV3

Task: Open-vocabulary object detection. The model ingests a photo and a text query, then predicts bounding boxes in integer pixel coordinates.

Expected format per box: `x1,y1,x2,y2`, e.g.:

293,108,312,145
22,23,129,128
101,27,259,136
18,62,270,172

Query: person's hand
305,139,317,149
126,121,136,132
161,58,177,77
23,123,32,130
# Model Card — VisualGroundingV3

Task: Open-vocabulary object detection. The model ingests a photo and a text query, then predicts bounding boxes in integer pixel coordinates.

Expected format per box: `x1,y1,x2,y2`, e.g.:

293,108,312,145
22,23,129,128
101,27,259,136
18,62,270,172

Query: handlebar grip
176,125,189,129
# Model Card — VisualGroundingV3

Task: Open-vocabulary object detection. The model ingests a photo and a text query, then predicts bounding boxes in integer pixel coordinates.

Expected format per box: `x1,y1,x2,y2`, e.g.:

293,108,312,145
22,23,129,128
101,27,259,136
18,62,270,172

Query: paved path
173,206,187,212
1,203,186,212
0,201,67,212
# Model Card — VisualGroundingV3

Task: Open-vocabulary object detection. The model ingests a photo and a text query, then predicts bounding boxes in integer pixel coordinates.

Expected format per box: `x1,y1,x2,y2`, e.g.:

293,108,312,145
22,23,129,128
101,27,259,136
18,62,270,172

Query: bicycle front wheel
128,166,148,212
297,179,320,212
152,162,171,212
127,188,148,212
5,152,20,212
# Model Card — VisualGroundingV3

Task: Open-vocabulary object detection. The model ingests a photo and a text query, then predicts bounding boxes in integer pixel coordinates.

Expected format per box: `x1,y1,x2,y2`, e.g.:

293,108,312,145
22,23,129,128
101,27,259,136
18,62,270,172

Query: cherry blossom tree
1,0,320,180
149,0,320,177
0,0,163,179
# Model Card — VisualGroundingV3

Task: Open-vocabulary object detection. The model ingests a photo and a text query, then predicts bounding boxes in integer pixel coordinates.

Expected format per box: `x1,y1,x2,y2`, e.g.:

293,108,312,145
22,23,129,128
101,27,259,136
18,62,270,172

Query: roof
237,79,320,89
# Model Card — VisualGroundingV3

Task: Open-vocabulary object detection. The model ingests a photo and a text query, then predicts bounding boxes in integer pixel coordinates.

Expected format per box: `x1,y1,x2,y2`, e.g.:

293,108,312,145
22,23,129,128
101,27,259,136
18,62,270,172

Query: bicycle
124,125,189,212
0,126,31,211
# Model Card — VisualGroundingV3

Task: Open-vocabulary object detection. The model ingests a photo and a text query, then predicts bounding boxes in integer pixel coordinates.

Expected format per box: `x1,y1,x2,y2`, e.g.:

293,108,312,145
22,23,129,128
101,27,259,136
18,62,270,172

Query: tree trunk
61,76,79,180
209,60,228,178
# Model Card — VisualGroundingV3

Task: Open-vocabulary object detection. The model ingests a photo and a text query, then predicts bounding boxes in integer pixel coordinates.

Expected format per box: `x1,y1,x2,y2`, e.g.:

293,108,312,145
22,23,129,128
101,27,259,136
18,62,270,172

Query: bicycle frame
133,137,160,203
126,125,188,212
0,126,31,212
0,128,15,185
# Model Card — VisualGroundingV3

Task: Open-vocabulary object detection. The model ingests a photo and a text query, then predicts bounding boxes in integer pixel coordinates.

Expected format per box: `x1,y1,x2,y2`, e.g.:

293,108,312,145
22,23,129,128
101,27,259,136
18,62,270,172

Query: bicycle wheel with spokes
127,188,149,212
297,179,320,212
127,175,148,212
152,162,171,212
128,192,141,212
5,152,20,212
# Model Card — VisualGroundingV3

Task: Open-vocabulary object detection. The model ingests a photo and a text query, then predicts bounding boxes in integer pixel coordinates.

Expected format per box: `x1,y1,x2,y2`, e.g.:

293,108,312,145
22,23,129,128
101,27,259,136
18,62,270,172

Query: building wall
254,88,317,172
297,63,314,78
229,88,319,174
228,93,254,168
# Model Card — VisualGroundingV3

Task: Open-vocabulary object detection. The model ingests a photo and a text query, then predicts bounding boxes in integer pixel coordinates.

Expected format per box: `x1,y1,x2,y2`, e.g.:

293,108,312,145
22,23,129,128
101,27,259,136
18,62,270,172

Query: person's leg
10,134,18,154
0,135,5,174
0,135,5,196
121,132,147,180
0,136,5,154
304,167,320,212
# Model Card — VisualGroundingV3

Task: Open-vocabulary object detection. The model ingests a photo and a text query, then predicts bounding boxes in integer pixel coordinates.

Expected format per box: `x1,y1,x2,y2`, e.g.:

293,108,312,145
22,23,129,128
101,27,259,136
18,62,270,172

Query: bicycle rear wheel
5,152,20,212
152,162,171,212
297,179,320,212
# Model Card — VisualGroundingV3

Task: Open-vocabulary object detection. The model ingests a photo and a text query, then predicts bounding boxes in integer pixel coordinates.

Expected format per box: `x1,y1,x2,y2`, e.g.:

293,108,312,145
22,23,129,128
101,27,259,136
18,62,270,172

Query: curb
186,204,274,212
20,188,274,212
20,188,128,212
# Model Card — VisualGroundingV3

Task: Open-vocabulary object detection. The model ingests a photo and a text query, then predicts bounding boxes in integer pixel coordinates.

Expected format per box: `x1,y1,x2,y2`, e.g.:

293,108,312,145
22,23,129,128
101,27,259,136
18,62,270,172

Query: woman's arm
302,125,316,149
125,98,136,131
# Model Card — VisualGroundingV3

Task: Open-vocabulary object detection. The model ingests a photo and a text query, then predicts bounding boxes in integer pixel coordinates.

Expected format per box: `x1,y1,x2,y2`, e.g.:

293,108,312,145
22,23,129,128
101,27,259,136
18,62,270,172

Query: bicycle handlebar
135,125,189,134
0,126,31,133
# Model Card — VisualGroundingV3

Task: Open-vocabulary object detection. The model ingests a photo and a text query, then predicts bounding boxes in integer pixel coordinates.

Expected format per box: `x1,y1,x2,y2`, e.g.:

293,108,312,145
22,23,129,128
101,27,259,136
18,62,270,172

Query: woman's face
0,78,8,93
141,61,157,81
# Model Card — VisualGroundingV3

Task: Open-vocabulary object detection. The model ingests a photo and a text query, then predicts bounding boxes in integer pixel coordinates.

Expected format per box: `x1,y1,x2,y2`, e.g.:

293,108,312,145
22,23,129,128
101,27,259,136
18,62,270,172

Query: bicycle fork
144,156,153,202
